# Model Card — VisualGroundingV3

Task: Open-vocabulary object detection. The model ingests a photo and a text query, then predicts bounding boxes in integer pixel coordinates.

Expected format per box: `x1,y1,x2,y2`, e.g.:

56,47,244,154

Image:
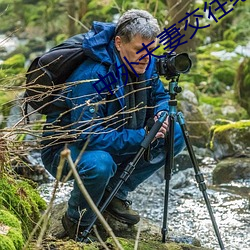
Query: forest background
0,0,250,127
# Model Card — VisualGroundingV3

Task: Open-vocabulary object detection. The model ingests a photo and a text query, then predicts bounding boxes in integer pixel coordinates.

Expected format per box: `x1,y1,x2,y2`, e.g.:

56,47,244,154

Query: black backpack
24,34,87,115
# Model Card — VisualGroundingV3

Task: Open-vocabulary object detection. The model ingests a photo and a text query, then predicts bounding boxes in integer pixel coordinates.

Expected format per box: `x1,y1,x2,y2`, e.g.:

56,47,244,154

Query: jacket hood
82,21,116,65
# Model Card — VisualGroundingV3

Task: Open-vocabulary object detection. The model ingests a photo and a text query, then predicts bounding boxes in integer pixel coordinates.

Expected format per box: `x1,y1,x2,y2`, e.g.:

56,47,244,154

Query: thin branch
68,14,90,32
93,225,110,250
62,148,124,250
134,220,142,250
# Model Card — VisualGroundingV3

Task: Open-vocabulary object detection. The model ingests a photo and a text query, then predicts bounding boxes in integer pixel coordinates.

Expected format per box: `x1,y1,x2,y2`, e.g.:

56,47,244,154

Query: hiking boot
105,196,140,225
61,213,97,243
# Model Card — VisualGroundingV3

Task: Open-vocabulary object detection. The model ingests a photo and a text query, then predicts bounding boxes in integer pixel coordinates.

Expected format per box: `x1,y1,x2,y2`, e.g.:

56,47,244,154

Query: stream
38,155,250,250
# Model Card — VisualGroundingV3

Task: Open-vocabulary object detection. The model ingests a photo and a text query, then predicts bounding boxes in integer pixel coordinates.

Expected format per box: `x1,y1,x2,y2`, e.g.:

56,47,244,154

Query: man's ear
115,36,122,51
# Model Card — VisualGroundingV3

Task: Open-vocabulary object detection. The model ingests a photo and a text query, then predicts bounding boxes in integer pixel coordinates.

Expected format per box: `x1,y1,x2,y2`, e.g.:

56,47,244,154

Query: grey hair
115,9,160,43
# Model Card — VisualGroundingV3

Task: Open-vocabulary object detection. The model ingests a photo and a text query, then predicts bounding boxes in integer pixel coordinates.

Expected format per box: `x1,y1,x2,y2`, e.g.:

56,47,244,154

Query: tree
166,0,196,54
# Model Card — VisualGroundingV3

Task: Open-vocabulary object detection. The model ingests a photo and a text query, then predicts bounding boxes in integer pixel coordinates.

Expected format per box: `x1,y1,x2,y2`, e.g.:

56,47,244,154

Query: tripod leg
177,112,225,250
162,114,175,243
81,112,168,240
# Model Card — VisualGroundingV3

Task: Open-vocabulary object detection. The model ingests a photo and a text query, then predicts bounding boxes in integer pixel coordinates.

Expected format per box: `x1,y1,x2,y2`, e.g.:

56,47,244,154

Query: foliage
196,1,250,46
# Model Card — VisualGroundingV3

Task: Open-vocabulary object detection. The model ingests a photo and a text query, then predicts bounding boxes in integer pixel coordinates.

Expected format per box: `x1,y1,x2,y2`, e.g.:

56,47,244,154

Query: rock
221,105,237,116
179,100,211,148
181,89,199,105
213,157,250,184
209,120,250,160
45,202,212,250
170,168,193,189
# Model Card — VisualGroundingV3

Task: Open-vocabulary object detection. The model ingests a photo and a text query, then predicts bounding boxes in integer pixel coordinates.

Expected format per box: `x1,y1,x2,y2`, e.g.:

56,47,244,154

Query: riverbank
38,155,250,250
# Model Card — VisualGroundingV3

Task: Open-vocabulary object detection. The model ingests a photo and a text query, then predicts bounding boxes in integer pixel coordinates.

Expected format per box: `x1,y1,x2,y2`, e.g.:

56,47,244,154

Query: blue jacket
44,21,170,156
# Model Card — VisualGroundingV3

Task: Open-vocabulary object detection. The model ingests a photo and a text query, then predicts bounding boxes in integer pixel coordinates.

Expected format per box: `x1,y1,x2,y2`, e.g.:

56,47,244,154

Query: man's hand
154,111,169,139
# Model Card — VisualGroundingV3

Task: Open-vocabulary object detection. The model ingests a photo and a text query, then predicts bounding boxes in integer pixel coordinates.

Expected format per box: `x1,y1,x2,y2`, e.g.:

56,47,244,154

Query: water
38,157,250,250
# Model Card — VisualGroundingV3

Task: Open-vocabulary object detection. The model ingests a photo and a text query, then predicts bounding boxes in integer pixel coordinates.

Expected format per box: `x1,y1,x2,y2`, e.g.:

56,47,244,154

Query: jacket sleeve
65,61,146,156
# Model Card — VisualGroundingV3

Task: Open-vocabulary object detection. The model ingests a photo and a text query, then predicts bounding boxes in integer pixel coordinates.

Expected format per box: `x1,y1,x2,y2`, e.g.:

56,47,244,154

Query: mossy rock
0,209,24,250
106,237,210,250
209,120,250,160
199,92,249,122
44,202,211,250
212,67,235,86
0,174,47,239
28,237,211,250
213,157,250,184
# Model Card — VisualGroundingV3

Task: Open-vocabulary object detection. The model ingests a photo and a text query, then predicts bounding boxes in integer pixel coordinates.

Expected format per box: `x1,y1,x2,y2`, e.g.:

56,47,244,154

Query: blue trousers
41,123,185,226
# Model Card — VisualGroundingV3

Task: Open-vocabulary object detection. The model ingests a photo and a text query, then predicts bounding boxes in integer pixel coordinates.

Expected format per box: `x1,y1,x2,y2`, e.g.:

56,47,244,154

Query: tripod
81,111,168,241
82,77,225,250
162,77,225,249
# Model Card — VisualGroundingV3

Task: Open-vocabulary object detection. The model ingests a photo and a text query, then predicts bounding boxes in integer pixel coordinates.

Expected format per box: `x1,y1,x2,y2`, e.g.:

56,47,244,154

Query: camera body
156,52,192,79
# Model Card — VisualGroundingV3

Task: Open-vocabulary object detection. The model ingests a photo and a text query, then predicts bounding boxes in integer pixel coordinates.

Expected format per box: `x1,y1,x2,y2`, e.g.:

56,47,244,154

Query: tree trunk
166,0,196,54
78,0,88,20
67,0,77,36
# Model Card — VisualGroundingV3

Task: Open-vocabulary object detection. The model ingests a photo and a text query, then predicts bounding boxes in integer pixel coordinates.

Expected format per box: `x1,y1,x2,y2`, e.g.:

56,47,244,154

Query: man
41,9,185,241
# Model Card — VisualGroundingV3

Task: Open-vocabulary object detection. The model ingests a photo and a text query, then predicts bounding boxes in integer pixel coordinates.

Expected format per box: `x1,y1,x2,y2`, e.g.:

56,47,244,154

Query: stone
213,157,250,184
209,120,250,160
179,100,211,148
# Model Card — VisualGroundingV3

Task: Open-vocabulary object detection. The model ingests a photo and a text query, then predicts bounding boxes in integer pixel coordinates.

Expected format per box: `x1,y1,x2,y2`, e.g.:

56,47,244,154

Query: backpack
24,34,87,115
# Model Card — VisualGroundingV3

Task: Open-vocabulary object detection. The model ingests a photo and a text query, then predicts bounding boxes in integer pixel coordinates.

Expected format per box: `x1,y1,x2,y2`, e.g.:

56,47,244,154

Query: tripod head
168,76,182,100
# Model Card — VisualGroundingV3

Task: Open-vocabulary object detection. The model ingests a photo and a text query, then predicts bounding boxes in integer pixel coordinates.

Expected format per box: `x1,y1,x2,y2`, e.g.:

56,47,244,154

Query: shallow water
38,157,250,250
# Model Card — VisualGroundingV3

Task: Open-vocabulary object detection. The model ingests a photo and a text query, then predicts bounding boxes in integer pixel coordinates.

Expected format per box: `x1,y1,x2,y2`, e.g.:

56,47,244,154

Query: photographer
41,9,185,241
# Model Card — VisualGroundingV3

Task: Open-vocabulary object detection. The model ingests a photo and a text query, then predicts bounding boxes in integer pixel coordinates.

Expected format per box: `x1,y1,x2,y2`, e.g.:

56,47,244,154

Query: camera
156,52,192,79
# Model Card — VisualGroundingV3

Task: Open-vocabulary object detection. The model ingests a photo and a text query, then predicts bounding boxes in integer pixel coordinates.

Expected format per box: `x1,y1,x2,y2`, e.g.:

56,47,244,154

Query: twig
93,225,110,250
61,148,124,250
68,14,90,31
134,218,142,250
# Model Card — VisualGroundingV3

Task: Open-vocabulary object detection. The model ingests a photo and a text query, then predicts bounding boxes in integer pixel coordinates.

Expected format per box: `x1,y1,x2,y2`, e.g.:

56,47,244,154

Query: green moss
0,209,21,229
106,237,208,250
217,40,237,52
213,67,235,86
213,120,250,133
1,54,25,69
0,175,47,239
0,54,26,86
7,228,24,249
0,209,24,249
199,95,224,107
0,235,16,250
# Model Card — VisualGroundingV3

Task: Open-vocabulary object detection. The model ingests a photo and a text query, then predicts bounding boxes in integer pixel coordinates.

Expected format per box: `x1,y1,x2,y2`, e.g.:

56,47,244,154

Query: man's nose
140,53,150,60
